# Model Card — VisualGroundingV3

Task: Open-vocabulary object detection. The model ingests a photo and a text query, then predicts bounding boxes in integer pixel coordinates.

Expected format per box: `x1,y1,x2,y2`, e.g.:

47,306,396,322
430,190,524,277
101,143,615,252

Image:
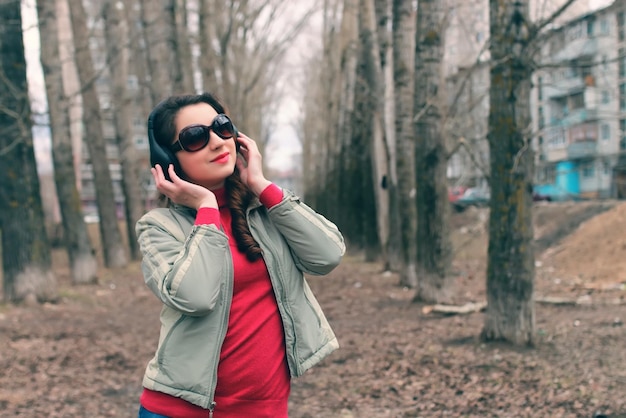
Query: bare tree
196,0,313,141
482,0,578,345
121,0,153,119
300,0,343,211
392,0,417,287
360,0,390,262
36,0,98,284
68,0,127,268
171,0,196,93
0,0,57,303
139,0,176,104
102,0,144,260
331,0,358,237
413,0,454,303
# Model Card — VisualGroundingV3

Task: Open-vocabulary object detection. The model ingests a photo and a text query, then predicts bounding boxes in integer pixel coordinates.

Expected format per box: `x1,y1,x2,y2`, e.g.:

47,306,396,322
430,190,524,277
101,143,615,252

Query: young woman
136,92,345,418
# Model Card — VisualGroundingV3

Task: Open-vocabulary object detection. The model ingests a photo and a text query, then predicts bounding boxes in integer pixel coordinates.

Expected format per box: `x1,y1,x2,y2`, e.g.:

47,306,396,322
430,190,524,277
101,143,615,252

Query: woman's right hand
152,164,218,209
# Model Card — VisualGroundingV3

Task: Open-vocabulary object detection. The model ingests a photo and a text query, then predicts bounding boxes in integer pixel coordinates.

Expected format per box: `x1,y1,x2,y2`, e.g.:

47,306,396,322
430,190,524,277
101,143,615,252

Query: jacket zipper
207,241,234,415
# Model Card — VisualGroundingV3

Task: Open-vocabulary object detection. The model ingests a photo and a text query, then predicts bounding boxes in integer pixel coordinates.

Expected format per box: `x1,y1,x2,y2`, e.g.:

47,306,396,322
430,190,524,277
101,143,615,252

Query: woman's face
173,102,237,190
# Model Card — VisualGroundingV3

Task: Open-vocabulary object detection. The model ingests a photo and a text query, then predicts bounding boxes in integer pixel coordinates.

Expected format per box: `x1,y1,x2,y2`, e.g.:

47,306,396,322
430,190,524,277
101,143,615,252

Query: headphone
147,99,240,181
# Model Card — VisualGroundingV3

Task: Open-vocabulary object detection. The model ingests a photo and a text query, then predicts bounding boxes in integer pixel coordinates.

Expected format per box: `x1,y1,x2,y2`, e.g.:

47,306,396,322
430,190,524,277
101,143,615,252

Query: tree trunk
413,0,453,303
170,0,195,93
0,1,57,303
360,0,389,263
482,0,535,346
375,0,403,272
392,0,417,287
198,0,220,94
36,0,98,284
334,0,359,246
102,0,144,261
122,0,153,117
140,0,175,103
68,0,128,268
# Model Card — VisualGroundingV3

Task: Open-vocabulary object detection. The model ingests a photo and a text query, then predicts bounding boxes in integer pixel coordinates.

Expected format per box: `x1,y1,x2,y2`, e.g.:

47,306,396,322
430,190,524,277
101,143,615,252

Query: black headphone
147,99,181,181
147,99,240,181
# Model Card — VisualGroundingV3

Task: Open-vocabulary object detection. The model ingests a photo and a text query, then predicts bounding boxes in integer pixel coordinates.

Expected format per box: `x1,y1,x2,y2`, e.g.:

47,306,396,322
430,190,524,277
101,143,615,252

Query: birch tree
36,0,98,284
171,0,195,93
359,0,389,261
68,0,127,268
413,0,454,303
392,0,417,287
139,0,176,105
0,0,57,302
331,0,358,240
102,0,144,260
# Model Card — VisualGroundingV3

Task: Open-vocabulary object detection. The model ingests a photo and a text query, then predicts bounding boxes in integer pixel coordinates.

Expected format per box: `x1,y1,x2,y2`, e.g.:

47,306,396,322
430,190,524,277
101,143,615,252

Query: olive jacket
136,189,345,410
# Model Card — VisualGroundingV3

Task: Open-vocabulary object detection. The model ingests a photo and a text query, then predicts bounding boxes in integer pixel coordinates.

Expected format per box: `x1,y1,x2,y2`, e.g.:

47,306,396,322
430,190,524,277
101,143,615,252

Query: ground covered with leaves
0,201,625,417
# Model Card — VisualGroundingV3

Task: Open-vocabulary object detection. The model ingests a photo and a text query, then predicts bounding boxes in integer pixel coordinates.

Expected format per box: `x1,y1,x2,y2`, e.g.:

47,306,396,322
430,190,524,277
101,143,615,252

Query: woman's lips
212,152,230,164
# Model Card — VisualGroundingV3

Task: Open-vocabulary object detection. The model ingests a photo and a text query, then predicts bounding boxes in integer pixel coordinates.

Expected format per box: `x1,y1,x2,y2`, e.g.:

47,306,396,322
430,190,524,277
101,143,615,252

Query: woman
136,92,345,418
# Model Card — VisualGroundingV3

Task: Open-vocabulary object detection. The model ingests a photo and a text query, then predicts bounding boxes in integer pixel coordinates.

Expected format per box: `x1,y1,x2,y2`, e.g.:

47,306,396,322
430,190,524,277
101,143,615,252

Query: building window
602,91,610,104
587,17,595,37
619,11,625,41
601,123,610,140
133,117,143,129
582,162,594,178
603,160,611,175
134,135,148,149
127,75,139,90
537,76,543,101
600,18,610,35
570,92,584,110
621,83,626,111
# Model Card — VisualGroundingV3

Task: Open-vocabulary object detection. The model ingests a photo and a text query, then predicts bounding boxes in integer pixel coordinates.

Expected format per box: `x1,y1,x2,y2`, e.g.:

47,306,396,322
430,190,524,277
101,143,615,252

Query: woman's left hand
235,133,271,196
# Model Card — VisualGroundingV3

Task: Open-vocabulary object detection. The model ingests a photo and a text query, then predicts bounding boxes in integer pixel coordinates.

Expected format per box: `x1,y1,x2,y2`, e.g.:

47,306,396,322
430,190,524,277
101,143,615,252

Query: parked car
452,187,490,212
533,191,552,202
448,186,468,203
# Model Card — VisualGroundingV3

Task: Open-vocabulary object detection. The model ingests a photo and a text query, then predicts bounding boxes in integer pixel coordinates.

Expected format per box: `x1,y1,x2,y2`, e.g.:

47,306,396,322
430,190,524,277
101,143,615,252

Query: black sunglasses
169,114,236,153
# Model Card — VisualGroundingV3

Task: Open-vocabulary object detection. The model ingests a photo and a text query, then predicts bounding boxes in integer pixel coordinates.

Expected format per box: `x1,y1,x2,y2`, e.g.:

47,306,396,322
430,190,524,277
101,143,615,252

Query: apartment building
444,0,610,195
533,1,624,199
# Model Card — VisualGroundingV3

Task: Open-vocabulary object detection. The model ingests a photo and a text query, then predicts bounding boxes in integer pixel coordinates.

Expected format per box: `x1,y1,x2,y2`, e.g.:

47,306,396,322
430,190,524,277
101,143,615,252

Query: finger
153,165,166,184
237,133,257,148
167,164,181,182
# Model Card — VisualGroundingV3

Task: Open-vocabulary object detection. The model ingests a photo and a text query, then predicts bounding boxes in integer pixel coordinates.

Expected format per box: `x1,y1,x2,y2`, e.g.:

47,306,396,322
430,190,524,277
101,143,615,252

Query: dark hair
151,92,263,261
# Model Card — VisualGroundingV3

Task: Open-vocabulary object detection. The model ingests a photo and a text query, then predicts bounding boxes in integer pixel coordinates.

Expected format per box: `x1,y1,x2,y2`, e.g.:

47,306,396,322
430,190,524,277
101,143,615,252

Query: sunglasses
169,114,236,153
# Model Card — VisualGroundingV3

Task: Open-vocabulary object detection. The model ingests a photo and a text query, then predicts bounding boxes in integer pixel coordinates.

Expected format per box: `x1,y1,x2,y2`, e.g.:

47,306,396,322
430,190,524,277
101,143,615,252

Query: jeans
138,405,170,418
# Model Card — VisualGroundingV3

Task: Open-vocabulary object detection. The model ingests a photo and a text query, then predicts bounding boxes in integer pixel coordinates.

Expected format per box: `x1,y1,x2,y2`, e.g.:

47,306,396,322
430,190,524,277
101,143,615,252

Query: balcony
551,108,599,128
567,140,597,159
544,77,586,100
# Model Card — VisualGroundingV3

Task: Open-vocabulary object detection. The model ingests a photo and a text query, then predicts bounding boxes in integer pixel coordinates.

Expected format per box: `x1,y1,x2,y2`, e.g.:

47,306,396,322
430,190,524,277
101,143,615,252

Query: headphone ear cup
147,103,182,181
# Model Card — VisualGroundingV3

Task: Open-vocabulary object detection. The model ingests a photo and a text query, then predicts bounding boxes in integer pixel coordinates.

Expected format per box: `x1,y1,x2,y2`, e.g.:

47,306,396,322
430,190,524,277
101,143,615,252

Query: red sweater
141,184,290,418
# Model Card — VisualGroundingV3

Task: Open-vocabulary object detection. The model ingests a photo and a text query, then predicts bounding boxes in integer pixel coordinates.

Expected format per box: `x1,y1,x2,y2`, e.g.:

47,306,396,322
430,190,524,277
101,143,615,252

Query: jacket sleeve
135,209,231,316
266,191,345,276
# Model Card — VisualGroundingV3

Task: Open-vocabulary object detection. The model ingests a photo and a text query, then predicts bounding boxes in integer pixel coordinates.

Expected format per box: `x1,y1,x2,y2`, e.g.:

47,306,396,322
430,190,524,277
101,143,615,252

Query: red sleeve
259,183,283,209
194,207,221,227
